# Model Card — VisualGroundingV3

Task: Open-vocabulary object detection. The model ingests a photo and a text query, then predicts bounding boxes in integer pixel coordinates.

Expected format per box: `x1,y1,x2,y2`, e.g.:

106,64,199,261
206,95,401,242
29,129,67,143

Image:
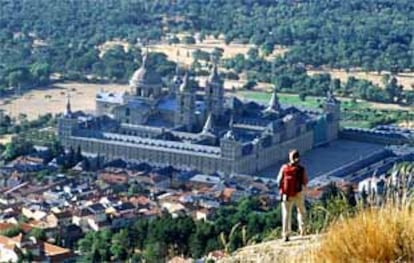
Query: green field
238,91,323,109
237,90,409,129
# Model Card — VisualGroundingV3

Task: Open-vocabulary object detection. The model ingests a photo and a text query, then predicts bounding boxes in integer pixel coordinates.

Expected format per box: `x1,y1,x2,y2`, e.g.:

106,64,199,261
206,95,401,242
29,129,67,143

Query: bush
0,226,21,237
317,205,414,262
183,36,196,45
225,71,240,80
243,80,257,90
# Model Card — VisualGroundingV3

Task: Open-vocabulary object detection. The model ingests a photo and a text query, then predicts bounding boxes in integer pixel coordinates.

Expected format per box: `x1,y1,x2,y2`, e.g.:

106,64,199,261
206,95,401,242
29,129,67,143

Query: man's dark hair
289,149,300,160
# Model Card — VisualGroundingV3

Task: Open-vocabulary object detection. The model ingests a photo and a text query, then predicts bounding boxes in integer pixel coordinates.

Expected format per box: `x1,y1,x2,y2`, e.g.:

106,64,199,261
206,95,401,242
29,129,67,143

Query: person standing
277,149,308,242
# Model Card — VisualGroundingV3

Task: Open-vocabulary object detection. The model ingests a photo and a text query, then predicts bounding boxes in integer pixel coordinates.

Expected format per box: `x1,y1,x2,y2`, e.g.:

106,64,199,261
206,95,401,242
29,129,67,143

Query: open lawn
238,90,326,109
308,69,414,91
238,90,412,111
238,90,414,128
0,82,129,121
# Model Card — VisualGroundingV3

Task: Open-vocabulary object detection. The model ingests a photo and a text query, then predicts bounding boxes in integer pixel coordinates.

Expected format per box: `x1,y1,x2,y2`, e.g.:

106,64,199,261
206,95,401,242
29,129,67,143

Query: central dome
129,54,162,88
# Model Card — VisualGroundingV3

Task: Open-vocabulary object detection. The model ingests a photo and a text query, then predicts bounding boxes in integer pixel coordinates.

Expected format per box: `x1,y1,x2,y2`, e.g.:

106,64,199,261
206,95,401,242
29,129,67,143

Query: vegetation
0,226,22,238
311,163,414,262
0,113,56,136
240,90,414,128
74,181,362,262
318,205,414,262
1,0,414,94
227,52,414,106
76,197,282,262
1,137,34,162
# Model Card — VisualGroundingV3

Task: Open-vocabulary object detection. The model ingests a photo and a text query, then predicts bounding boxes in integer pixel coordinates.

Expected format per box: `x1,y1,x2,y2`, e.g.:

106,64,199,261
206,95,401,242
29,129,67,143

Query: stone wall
62,129,313,175
62,136,224,174
233,130,314,174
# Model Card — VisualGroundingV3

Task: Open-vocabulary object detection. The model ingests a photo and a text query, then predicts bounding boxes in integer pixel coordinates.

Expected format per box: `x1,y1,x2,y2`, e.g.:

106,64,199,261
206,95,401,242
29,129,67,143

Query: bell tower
175,72,196,131
205,64,224,117
323,89,341,141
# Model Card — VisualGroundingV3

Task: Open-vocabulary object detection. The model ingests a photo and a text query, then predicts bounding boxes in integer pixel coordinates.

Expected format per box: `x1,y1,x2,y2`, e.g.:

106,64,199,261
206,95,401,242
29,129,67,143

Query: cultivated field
308,69,414,91
0,82,129,120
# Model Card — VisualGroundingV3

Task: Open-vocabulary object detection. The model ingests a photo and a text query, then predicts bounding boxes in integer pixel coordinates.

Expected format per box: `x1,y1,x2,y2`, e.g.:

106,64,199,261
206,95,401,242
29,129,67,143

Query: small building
0,233,75,263
46,210,73,228
188,174,221,189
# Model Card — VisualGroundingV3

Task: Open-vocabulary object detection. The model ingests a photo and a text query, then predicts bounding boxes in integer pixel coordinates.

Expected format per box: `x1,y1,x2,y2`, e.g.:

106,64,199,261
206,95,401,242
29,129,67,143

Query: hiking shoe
284,236,289,242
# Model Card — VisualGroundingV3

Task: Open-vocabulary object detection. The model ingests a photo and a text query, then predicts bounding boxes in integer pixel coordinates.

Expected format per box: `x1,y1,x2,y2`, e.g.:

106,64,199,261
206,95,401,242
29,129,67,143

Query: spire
142,51,149,68
229,114,234,128
224,129,236,141
264,88,281,112
65,92,72,117
326,88,339,104
179,71,192,92
173,64,182,84
175,62,180,76
208,63,221,83
201,113,214,135
224,115,236,140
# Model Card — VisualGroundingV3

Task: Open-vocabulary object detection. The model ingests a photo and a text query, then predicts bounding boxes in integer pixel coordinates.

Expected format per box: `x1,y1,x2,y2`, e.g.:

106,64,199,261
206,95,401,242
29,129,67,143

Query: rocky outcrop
219,235,322,263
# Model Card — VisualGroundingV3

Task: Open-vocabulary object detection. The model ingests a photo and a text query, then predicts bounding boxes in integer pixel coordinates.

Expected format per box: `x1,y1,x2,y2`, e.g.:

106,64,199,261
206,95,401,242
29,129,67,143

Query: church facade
58,54,340,175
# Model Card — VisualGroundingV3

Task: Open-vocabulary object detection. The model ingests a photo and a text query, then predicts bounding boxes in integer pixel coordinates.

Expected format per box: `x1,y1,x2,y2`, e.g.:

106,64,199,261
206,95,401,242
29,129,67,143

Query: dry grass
308,69,414,91
97,40,131,58
398,121,414,129
0,134,13,145
317,163,414,262
317,204,414,262
148,35,288,67
148,36,254,67
0,82,129,120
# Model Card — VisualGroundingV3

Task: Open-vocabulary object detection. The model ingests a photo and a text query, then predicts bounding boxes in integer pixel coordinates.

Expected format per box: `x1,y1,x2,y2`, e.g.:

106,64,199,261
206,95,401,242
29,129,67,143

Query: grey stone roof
96,91,125,104
179,72,192,92
98,132,222,156
208,64,221,84
129,54,162,87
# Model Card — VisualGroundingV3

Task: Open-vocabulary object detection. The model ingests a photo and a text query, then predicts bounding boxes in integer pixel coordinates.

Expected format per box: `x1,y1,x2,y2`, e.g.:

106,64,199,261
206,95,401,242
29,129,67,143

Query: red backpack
281,164,304,197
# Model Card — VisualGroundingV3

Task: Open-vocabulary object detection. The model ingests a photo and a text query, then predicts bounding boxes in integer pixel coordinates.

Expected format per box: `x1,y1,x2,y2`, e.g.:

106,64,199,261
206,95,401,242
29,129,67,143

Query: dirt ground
0,77,272,121
0,134,13,145
308,69,414,91
98,35,288,67
0,82,129,120
2,80,411,122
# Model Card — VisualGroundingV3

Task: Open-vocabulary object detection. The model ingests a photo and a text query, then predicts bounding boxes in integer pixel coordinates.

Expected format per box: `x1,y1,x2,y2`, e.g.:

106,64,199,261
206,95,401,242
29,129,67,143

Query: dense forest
0,0,413,102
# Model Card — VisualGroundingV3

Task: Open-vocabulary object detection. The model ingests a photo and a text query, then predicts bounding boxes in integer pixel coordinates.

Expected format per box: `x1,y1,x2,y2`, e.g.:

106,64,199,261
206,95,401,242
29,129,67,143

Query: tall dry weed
317,163,414,262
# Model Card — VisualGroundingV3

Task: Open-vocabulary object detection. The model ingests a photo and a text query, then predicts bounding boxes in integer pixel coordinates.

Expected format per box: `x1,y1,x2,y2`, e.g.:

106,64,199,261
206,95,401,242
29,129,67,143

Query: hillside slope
219,235,321,263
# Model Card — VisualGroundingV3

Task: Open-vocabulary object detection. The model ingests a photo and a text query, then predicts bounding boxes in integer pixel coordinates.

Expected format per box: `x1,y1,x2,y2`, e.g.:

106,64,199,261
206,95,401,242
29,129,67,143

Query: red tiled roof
0,233,74,262
305,188,324,199
220,187,236,202
0,235,17,250
129,195,150,206
209,250,225,259
0,222,15,232
168,256,192,263
99,173,129,184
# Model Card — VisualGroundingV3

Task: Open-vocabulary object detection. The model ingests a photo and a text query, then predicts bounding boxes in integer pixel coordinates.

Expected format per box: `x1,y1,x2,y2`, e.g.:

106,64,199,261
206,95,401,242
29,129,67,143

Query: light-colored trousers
281,191,306,238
